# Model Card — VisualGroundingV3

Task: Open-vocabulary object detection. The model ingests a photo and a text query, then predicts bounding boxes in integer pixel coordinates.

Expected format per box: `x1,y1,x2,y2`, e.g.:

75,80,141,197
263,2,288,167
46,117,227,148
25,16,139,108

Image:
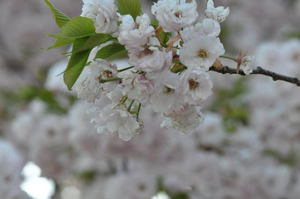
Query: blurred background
0,0,300,199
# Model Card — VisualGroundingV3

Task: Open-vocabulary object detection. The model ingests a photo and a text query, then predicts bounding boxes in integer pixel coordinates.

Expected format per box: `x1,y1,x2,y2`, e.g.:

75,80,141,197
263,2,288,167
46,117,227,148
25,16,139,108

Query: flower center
134,22,140,29
198,49,208,58
174,11,183,18
138,48,153,57
102,70,113,78
189,79,199,90
97,70,113,83
163,86,175,94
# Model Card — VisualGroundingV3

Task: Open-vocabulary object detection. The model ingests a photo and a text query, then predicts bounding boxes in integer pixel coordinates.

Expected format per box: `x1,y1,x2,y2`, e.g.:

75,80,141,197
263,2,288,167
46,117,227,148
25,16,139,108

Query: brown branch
209,66,300,87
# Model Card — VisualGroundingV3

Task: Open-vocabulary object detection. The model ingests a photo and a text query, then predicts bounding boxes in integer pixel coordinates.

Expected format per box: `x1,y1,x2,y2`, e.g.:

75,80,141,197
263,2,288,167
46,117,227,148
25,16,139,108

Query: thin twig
209,66,300,87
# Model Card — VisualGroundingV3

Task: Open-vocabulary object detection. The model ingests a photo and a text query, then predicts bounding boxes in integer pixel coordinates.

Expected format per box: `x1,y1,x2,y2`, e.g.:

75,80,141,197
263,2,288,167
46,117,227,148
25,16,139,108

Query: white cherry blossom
81,0,118,34
179,35,225,70
73,59,118,102
181,19,221,41
121,71,155,104
205,0,230,23
240,55,255,75
161,106,203,134
179,69,213,105
151,0,198,32
129,47,173,73
90,101,142,141
118,14,155,53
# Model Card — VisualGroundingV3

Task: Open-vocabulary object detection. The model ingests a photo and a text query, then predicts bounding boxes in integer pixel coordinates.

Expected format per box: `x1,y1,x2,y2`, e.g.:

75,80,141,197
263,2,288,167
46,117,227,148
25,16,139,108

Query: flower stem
220,55,237,62
155,26,164,44
127,100,135,112
136,103,142,120
167,34,181,47
118,66,134,72
119,96,128,104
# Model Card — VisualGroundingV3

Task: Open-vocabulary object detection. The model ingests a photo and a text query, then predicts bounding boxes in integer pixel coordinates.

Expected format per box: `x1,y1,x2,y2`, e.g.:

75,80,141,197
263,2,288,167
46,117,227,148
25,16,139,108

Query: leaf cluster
44,0,142,90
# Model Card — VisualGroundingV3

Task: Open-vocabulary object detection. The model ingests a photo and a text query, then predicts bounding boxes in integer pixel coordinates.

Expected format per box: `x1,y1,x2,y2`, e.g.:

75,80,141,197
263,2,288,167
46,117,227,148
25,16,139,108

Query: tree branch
209,66,300,87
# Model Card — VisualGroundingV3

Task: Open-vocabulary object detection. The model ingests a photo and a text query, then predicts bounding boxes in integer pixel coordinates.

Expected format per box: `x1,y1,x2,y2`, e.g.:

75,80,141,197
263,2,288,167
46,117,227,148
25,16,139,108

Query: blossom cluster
6,39,300,197
73,0,231,140
2,31,297,195
9,67,300,198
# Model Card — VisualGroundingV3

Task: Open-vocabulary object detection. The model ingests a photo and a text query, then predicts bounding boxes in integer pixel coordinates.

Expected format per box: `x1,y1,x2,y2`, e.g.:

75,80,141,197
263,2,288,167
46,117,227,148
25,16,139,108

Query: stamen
189,79,199,90
198,49,208,58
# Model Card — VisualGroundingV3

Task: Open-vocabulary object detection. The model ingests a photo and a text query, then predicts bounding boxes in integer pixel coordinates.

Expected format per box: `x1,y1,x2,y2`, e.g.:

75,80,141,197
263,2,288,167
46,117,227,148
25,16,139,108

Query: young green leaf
116,0,142,20
44,0,70,28
47,37,74,50
53,17,96,39
71,34,116,53
63,38,91,90
95,43,127,60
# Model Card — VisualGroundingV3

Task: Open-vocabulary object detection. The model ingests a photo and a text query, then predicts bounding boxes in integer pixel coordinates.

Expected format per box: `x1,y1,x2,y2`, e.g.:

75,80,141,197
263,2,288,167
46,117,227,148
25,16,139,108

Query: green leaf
18,87,67,114
95,43,127,60
54,17,96,39
170,63,187,73
286,32,300,40
263,149,298,167
47,37,74,49
78,170,98,183
116,0,142,20
152,20,171,47
172,192,189,199
63,38,91,90
151,19,159,29
44,0,70,28
72,34,116,53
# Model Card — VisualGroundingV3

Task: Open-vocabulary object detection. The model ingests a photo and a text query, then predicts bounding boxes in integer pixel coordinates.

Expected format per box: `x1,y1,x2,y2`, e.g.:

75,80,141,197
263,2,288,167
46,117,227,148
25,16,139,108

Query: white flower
161,106,203,134
89,96,142,141
179,36,225,70
149,69,184,114
129,47,173,73
118,14,155,52
150,86,182,114
81,0,118,34
151,0,198,32
240,55,255,75
205,0,230,23
73,59,118,102
179,69,213,105
121,72,155,104
181,19,221,41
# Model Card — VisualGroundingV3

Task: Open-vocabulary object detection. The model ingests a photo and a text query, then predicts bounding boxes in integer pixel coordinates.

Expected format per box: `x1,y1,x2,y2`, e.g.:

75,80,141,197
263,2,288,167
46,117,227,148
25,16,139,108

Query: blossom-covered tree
1,0,300,198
